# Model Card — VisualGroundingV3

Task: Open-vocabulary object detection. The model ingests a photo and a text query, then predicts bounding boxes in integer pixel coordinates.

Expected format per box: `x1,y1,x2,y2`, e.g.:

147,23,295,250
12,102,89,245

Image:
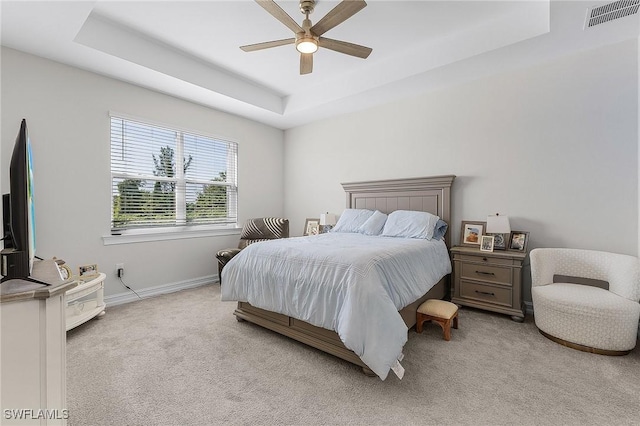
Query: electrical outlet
116,263,124,277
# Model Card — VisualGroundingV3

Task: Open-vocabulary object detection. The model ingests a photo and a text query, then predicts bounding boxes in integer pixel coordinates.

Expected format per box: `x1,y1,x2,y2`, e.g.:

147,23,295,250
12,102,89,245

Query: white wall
1,47,285,297
284,39,639,303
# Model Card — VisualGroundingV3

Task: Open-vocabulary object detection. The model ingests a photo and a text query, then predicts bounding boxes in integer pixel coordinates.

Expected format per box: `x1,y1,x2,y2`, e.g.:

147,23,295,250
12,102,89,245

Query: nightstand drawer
455,254,514,266
459,280,512,307
460,263,512,285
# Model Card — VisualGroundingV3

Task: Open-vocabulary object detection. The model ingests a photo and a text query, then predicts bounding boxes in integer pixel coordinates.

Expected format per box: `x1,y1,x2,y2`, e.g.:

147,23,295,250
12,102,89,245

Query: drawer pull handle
475,270,495,276
475,290,495,296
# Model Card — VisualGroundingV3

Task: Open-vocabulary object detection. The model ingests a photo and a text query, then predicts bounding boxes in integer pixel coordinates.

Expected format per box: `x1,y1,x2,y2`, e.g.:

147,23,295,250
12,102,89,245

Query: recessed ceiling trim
74,12,285,115
3,1,637,130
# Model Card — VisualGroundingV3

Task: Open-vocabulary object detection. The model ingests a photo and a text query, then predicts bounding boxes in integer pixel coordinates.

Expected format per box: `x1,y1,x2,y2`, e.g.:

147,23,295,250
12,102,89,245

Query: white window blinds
110,116,237,231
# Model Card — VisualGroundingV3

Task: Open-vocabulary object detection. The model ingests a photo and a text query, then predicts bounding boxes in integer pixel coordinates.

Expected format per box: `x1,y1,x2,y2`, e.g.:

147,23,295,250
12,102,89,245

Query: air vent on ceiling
585,0,639,28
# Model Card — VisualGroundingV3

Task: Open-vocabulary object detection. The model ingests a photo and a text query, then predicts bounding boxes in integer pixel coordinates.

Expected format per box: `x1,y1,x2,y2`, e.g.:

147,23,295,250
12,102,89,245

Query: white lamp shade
320,213,336,226
486,214,511,234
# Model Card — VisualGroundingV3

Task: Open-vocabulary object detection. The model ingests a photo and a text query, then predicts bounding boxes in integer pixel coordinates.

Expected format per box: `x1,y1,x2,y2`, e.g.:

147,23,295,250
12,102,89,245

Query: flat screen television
1,119,40,283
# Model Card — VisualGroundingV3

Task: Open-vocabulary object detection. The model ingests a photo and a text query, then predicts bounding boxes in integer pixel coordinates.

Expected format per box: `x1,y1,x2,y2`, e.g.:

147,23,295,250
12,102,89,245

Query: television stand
65,273,106,331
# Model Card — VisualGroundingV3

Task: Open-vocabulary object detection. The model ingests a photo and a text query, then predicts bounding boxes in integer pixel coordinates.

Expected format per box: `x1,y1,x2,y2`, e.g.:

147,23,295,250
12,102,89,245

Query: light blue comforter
221,232,452,379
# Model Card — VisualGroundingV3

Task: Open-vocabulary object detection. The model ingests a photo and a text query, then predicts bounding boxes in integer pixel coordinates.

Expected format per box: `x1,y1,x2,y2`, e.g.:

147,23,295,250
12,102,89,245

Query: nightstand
450,246,526,322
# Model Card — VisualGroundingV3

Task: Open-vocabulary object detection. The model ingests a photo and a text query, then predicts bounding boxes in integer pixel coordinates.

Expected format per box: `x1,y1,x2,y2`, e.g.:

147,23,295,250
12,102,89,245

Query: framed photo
489,233,509,250
460,221,486,247
508,231,529,252
79,263,99,279
303,218,320,236
480,235,495,252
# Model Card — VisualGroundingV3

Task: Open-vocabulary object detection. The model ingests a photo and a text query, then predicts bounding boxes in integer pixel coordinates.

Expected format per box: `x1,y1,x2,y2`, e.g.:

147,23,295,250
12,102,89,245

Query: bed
221,175,455,379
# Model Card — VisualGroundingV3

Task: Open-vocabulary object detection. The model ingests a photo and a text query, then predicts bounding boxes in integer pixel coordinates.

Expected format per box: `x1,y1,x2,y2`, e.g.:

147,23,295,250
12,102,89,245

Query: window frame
106,112,238,243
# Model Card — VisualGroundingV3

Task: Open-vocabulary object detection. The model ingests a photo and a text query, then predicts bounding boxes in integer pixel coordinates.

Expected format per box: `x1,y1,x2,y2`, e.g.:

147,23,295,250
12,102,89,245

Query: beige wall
1,47,285,297
284,39,639,304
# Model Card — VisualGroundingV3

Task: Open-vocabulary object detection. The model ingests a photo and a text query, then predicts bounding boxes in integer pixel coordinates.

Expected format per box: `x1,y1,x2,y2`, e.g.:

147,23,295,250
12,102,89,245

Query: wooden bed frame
233,175,456,375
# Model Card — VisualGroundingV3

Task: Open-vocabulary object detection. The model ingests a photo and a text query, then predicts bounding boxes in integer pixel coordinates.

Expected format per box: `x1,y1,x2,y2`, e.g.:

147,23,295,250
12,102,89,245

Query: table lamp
320,213,336,234
486,213,511,250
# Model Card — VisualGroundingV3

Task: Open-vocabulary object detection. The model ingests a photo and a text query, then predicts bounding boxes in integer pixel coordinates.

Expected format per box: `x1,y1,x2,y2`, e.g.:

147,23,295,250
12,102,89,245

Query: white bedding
220,232,452,380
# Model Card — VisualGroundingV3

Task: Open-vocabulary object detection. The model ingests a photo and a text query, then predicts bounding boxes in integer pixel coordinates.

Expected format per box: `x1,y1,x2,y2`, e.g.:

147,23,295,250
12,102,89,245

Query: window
110,115,237,232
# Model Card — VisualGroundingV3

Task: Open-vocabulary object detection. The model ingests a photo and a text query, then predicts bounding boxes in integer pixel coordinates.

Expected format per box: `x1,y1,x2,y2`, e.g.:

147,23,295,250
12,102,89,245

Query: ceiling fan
240,0,372,75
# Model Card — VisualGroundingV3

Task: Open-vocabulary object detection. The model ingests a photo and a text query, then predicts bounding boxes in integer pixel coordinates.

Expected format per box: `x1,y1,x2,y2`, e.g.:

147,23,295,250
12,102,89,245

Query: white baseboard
105,275,219,307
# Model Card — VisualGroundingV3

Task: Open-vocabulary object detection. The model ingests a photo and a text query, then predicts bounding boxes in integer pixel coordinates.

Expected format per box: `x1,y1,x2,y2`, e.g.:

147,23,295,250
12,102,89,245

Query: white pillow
381,210,440,240
332,209,374,233
357,210,387,236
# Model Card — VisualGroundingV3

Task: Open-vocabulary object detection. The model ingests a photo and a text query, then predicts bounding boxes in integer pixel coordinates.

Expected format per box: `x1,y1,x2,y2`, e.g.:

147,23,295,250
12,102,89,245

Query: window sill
102,225,241,245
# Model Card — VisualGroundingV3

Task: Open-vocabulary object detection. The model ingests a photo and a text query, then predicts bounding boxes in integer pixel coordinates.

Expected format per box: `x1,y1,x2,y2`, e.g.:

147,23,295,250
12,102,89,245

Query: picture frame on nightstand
460,221,486,247
480,235,494,252
490,233,508,250
303,218,320,236
508,231,529,252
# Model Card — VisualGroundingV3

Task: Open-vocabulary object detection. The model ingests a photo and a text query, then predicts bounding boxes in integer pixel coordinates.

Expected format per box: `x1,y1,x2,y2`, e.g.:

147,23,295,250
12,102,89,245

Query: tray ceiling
1,1,638,129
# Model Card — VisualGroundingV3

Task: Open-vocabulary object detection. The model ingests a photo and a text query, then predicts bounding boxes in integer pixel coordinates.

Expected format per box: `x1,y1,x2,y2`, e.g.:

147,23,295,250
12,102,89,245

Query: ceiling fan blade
300,53,313,75
240,38,295,52
255,0,304,34
310,0,367,36
318,37,372,59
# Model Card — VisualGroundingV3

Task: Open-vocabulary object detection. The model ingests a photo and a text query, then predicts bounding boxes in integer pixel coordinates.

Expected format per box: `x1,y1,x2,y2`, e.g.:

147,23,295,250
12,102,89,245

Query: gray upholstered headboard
341,175,455,247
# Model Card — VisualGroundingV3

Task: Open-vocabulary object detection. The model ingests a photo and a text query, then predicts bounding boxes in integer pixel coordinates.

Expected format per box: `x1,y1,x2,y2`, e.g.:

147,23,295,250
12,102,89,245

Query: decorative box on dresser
450,246,527,322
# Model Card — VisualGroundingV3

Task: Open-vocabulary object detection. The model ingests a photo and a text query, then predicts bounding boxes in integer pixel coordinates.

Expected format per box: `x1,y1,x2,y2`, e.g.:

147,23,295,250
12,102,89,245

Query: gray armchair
216,217,289,283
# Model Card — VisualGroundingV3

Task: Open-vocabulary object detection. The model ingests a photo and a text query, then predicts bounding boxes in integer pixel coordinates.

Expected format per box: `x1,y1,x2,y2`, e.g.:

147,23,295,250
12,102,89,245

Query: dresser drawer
460,263,512,285
459,280,512,307
455,254,514,266
66,280,103,303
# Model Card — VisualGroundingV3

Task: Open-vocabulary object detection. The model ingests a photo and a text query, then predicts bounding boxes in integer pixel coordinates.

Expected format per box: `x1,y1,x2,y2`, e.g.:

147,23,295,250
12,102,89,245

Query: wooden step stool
416,299,459,341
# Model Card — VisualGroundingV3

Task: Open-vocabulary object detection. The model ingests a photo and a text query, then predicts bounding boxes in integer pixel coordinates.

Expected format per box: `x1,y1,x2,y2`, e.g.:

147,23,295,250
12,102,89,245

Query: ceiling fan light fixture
296,37,318,54
242,0,372,74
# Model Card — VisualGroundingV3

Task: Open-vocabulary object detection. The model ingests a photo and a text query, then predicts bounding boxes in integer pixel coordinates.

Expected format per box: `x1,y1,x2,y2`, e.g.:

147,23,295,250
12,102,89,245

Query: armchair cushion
533,283,640,352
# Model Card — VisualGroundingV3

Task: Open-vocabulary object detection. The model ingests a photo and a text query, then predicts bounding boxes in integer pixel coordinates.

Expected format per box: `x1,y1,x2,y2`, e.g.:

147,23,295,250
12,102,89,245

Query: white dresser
1,279,77,425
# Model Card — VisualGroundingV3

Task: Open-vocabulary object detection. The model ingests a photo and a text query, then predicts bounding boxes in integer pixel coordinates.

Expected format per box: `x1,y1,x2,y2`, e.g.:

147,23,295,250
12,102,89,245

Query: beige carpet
67,284,640,425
